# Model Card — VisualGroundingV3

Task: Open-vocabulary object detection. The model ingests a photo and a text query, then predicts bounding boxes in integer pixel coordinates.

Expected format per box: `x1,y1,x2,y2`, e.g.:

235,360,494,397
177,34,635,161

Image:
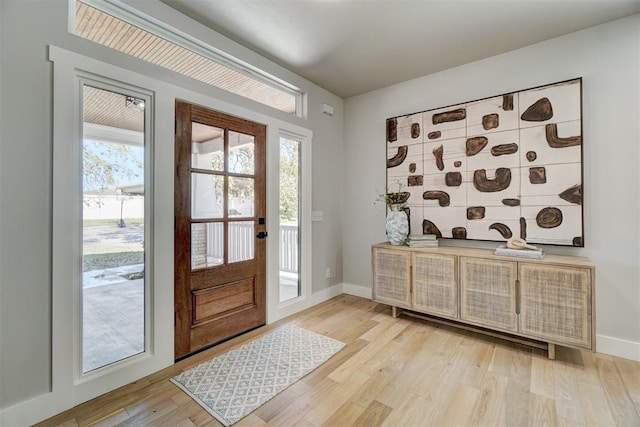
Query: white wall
83,195,144,219
344,14,640,360
0,0,344,414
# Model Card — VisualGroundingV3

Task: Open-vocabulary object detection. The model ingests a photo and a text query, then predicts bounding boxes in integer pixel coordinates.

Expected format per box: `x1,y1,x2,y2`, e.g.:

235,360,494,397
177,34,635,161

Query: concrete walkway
83,225,145,372
83,278,144,372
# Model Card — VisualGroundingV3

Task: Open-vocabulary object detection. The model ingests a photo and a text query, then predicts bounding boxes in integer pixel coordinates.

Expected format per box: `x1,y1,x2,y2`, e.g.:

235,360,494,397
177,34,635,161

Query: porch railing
279,224,299,274
205,223,298,273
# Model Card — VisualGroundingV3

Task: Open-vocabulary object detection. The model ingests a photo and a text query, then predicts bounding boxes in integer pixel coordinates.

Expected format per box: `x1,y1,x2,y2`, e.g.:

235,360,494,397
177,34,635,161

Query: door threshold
174,323,266,362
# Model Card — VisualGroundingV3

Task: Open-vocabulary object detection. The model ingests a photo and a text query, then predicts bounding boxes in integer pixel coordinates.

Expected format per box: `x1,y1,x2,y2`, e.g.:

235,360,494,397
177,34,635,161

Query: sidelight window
81,83,149,373
279,137,302,303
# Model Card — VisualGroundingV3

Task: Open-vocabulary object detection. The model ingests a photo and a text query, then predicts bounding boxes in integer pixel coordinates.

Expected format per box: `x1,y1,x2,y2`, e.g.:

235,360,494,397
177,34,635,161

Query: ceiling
159,0,640,98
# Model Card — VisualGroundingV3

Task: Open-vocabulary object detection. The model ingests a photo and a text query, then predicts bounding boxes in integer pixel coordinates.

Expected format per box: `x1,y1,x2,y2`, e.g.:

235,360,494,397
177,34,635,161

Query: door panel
175,101,266,358
192,278,256,324
460,257,518,333
519,263,591,348
412,253,458,319
371,248,411,309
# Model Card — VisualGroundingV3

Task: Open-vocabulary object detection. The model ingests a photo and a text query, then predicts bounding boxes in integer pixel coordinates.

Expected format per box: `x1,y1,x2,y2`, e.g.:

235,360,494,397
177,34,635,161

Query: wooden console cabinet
372,243,595,358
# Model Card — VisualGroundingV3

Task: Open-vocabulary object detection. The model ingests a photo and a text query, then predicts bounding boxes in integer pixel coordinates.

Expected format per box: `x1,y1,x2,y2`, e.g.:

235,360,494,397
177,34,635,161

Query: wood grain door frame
174,100,267,359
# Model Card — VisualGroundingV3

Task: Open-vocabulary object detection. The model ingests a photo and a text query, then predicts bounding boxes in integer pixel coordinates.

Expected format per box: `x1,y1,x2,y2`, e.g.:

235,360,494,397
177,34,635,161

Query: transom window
73,1,301,115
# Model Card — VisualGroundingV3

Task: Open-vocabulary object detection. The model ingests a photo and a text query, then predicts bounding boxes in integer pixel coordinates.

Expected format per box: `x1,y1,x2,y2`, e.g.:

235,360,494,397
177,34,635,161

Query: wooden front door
174,101,267,359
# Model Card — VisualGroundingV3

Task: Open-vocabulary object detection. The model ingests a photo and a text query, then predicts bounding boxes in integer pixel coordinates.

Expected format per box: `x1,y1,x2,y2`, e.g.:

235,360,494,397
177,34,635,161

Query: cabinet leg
392,306,400,318
548,343,556,360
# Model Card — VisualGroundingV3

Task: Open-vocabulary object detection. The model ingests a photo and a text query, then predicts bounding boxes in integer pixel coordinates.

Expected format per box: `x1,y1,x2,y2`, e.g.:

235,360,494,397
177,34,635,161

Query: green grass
83,251,143,272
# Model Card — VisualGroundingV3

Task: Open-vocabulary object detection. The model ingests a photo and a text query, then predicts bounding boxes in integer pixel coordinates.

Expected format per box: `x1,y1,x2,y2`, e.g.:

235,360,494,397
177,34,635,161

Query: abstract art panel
386,78,583,246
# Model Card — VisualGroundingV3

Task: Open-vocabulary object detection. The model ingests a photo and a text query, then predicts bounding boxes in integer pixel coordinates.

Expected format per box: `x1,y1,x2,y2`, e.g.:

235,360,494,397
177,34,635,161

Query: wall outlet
325,268,331,279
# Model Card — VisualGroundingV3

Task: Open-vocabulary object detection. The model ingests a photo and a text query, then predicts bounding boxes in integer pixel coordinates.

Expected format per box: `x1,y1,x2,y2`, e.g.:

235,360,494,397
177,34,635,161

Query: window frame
278,135,303,303
267,129,312,318
75,75,154,382
78,78,153,376
50,46,165,406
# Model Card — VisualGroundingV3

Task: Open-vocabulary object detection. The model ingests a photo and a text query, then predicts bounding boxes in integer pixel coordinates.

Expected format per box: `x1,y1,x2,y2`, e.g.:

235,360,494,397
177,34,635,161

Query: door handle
515,279,521,315
256,231,268,239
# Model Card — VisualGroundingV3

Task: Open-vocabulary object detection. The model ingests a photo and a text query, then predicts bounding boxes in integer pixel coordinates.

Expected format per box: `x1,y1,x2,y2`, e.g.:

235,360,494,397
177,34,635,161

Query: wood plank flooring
36,295,640,426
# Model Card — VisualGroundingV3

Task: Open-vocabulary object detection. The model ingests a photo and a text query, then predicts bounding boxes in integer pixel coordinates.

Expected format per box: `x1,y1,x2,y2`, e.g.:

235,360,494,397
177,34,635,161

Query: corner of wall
342,283,372,300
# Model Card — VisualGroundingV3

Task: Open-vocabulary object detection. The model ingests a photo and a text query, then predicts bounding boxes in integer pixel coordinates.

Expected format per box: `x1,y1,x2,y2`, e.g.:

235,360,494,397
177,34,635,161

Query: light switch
312,211,323,221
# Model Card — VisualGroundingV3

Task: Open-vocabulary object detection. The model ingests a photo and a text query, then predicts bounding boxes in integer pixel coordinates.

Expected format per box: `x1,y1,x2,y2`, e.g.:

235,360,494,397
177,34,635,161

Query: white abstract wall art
386,78,583,247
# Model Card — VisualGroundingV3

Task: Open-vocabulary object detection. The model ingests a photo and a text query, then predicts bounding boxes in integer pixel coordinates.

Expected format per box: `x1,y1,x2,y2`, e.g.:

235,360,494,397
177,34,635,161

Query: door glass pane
191,173,224,219
228,131,255,174
192,123,224,171
228,221,255,263
228,176,254,217
279,137,301,303
82,85,145,373
192,222,224,269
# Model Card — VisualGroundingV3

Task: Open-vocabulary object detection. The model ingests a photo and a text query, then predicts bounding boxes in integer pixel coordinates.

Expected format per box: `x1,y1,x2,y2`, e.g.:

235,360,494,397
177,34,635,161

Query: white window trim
76,77,154,381
52,60,160,395
46,45,174,423
71,0,304,116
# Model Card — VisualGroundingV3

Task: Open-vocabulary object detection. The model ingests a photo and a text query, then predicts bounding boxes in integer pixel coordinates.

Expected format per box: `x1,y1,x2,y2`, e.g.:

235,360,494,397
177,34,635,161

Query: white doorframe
265,129,315,322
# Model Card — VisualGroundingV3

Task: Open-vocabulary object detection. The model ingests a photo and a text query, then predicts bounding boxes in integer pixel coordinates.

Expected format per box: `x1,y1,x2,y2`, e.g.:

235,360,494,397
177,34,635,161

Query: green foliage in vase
376,180,410,210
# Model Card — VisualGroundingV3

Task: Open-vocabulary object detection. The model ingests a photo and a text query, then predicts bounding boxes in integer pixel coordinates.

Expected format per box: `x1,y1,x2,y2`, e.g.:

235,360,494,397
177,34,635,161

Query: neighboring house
1,1,639,425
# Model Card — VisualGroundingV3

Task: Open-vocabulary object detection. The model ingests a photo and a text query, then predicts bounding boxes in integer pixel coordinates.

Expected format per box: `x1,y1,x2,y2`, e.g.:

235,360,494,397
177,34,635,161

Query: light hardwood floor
37,295,640,426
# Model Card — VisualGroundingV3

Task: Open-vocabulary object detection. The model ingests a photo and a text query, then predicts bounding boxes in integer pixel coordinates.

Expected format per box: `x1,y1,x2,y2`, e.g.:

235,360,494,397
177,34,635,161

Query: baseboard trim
267,283,345,324
342,283,372,299
0,391,56,427
597,334,640,361
311,283,345,305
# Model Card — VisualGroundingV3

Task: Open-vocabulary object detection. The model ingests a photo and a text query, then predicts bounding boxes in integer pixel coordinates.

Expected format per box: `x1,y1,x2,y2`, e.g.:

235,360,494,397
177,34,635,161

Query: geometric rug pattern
170,325,345,426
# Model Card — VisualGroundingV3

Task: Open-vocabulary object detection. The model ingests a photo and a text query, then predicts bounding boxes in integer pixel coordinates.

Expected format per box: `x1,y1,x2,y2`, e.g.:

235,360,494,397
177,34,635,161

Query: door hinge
256,231,268,239
174,312,177,327
174,120,177,135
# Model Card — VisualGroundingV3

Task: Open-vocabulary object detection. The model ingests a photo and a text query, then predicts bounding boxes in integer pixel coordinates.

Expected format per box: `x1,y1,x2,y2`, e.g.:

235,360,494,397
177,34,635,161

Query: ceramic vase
386,205,409,245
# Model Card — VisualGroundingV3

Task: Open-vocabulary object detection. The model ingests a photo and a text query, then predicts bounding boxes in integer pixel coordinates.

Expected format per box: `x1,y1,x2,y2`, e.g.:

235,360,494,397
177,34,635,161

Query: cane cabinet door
412,253,458,319
460,257,518,333
519,263,592,348
372,247,411,309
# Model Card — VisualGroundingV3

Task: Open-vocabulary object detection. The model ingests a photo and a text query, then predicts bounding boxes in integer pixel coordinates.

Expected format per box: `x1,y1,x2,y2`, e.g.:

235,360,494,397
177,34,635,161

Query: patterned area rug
170,324,345,426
